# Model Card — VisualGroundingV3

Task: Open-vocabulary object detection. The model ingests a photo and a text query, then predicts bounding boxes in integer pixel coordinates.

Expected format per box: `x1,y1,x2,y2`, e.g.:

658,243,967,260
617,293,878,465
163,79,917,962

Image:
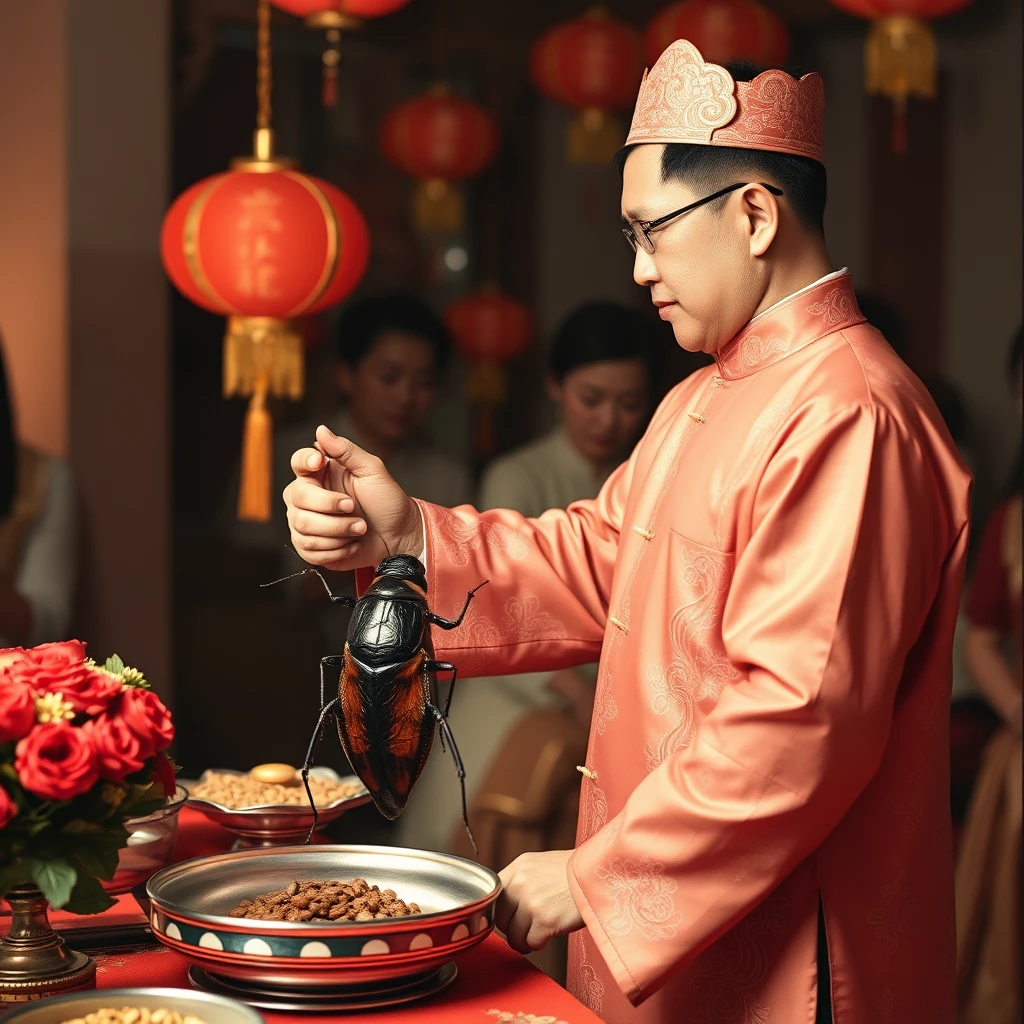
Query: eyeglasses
621,182,785,255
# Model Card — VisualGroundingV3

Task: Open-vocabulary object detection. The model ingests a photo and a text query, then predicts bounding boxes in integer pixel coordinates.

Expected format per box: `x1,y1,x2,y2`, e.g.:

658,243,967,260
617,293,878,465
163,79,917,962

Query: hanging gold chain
256,0,272,132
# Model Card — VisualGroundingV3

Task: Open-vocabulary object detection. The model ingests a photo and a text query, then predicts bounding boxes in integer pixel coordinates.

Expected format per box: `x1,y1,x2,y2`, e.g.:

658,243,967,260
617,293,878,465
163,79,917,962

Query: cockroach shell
250,762,299,785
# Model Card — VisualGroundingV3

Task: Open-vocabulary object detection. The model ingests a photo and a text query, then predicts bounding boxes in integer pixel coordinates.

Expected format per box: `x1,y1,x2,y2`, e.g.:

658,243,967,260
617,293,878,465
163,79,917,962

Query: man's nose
633,245,659,287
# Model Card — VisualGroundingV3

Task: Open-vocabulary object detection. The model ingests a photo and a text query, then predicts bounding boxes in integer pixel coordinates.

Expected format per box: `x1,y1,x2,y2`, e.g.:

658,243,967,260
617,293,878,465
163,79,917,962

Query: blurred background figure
232,292,474,653
312,292,473,508
955,326,1022,1024
394,301,658,850
0,335,76,648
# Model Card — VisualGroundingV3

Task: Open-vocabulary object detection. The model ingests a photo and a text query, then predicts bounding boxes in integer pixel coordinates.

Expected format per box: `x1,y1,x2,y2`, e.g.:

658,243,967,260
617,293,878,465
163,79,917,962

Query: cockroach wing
336,646,436,820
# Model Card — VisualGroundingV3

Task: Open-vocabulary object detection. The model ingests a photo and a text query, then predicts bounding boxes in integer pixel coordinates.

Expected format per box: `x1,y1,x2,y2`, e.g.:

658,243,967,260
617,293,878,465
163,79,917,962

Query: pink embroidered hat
625,39,825,164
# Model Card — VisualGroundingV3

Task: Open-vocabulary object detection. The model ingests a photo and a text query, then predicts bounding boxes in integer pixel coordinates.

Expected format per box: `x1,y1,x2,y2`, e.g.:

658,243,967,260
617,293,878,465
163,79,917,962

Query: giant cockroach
271,555,487,851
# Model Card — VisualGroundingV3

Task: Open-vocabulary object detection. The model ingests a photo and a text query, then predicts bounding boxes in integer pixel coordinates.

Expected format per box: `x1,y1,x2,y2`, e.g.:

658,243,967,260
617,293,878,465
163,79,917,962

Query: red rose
0,678,37,743
152,751,177,799
0,786,17,829
15,721,99,801
0,647,27,670
17,641,121,716
84,714,147,782
118,688,174,757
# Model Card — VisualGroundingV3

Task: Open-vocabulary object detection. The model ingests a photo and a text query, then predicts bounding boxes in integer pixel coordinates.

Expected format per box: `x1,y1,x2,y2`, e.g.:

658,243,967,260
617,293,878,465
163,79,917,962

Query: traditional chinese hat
626,39,825,164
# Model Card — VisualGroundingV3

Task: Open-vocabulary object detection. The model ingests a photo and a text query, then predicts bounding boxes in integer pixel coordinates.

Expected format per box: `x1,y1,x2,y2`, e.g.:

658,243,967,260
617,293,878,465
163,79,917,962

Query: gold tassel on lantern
223,315,304,522
567,108,623,165
864,16,936,154
413,179,463,234
238,378,273,522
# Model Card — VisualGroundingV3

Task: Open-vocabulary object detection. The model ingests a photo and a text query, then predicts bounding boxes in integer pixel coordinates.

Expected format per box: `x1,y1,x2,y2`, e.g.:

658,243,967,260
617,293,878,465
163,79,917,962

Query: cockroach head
376,554,428,590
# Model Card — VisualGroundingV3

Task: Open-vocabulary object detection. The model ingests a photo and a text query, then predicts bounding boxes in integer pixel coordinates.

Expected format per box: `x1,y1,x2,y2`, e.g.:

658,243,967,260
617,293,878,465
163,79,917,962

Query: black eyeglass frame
622,181,785,254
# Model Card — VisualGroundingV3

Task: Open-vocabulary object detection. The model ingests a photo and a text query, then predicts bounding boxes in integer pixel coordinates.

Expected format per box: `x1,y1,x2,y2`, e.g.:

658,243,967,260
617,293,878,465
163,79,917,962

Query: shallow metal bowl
146,845,500,987
0,987,263,1024
103,786,189,895
185,769,370,847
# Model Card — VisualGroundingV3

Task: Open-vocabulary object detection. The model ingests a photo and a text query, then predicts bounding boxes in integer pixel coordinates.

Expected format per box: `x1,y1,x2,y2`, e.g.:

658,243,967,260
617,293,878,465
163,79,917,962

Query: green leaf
68,830,127,882
26,858,76,910
62,871,115,916
104,654,125,676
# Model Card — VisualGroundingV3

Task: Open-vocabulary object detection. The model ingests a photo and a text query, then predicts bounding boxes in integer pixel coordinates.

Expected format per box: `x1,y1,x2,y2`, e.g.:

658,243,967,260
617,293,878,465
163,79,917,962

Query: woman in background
955,326,1022,1024
0,335,76,648
394,300,659,853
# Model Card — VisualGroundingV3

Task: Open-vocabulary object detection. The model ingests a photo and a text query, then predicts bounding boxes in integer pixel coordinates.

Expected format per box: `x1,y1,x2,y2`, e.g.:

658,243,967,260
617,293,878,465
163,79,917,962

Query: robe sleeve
567,402,966,1005
413,444,639,678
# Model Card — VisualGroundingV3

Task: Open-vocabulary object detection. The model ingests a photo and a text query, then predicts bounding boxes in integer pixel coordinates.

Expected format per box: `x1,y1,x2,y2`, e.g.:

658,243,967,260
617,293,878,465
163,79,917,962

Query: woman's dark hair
335,293,451,371
1,339,17,519
614,61,827,235
549,301,659,383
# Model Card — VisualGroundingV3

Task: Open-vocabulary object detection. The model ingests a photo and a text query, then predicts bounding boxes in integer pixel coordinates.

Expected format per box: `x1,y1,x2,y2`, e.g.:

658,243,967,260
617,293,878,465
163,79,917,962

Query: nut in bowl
185,765,369,848
0,988,262,1024
145,845,500,991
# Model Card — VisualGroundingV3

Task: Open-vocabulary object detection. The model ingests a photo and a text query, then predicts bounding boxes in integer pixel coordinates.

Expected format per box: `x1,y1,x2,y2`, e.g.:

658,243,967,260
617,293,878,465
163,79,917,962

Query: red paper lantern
826,0,973,152
445,287,533,363
161,153,369,519
380,87,499,233
161,167,368,319
530,8,643,164
444,284,532,452
271,1,413,106
646,0,790,67
444,285,533,455
271,0,411,19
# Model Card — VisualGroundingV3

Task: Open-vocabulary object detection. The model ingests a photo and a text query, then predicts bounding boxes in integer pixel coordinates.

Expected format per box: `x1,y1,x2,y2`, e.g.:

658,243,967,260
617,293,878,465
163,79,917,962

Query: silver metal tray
146,844,500,987
185,769,370,846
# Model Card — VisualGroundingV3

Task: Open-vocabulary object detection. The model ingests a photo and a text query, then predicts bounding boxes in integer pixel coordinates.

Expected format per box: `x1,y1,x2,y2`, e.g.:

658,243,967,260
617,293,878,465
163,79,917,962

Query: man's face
620,144,767,355
338,330,438,445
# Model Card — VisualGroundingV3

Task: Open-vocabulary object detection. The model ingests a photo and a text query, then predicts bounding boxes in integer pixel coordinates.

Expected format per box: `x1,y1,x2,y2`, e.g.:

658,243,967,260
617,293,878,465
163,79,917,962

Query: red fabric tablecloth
87,809,603,1024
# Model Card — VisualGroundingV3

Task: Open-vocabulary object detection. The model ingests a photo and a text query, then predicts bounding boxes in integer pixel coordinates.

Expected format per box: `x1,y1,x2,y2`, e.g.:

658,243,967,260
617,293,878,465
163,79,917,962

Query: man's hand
496,850,584,954
283,425,423,572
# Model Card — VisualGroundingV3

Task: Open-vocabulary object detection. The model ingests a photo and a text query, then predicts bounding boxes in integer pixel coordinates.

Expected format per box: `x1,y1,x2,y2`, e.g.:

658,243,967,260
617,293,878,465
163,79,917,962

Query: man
283,41,970,1024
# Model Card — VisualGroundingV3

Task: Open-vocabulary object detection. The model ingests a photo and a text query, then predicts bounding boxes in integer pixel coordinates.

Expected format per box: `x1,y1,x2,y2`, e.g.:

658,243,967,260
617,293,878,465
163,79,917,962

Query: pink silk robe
412,273,971,1023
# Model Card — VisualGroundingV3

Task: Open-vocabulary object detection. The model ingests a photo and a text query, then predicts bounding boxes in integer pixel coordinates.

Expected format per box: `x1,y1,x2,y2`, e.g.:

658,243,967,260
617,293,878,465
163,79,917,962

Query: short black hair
335,292,451,370
855,291,908,358
0,339,17,519
614,61,827,235
549,301,659,383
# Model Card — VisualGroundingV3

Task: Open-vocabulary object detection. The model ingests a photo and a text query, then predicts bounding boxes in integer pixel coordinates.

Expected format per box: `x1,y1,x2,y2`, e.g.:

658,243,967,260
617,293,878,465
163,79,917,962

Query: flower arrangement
0,640,176,914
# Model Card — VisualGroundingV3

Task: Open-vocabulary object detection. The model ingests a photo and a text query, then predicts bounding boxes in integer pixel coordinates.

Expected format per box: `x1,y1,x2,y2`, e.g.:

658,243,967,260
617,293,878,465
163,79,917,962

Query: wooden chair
449,707,590,983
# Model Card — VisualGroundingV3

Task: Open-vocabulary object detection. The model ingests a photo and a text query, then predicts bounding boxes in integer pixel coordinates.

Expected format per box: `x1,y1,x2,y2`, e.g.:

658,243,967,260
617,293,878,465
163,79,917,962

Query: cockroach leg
428,579,489,630
426,701,477,856
301,696,340,844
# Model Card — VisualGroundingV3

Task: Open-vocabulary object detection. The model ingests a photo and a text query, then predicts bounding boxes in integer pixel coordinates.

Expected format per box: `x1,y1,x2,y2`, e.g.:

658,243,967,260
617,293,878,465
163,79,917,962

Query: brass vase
0,885,96,1001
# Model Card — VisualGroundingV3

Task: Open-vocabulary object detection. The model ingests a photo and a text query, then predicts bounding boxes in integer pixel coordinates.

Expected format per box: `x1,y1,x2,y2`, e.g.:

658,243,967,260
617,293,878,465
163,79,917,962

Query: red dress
955,494,1022,1024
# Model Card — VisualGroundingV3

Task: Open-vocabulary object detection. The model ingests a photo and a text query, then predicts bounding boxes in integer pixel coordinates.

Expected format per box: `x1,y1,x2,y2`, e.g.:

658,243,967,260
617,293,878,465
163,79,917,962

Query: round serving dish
185,768,370,848
146,845,500,988
103,786,189,895
0,986,263,1024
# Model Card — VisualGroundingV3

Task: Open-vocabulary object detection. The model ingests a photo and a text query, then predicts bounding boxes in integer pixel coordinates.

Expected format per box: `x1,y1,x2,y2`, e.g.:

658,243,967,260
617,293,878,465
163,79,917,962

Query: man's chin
671,324,705,354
